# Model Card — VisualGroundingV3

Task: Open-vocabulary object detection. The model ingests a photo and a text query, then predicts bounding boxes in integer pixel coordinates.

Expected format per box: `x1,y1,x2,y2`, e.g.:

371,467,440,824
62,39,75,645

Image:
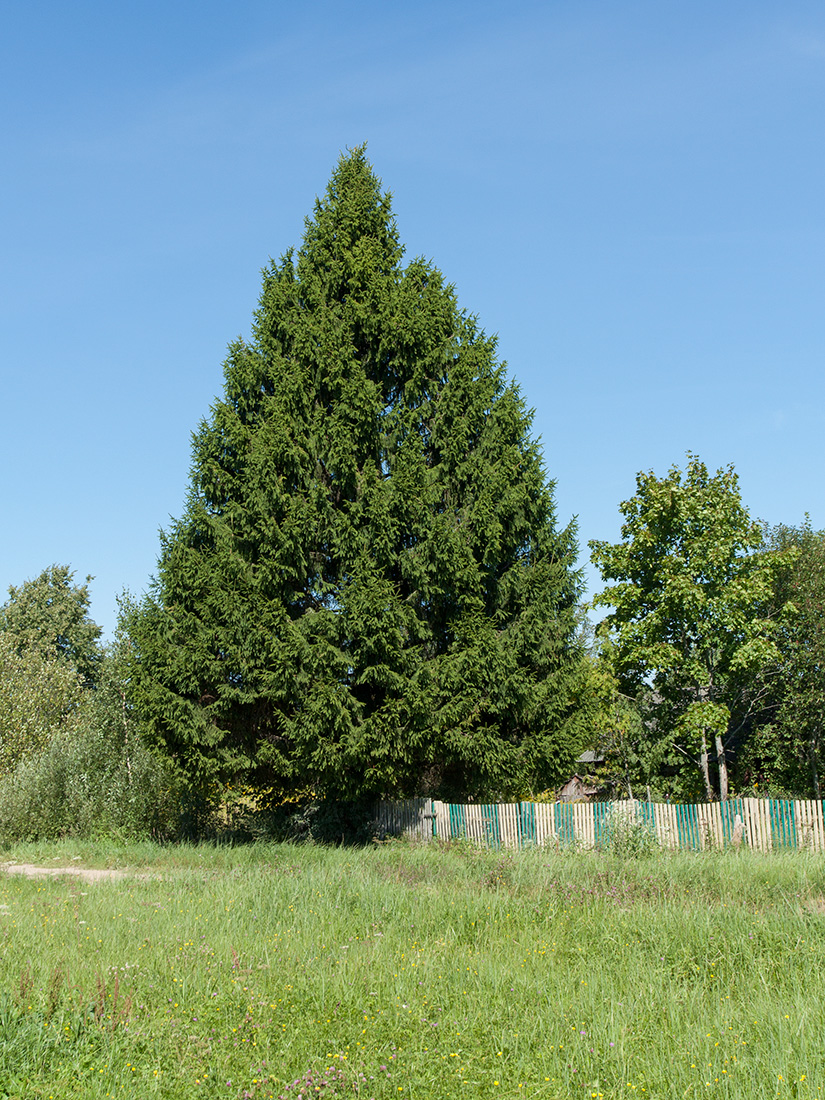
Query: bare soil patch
1,862,128,883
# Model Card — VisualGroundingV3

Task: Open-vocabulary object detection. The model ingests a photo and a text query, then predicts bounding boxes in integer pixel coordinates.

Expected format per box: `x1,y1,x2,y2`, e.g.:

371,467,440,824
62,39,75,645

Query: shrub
602,801,660,858
235,796,378,846
0,708,180,842
0,634,83,778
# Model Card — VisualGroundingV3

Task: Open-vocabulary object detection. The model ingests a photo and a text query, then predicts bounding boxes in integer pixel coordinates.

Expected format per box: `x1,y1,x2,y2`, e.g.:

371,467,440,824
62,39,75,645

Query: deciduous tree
1,565,102,687
0,633,83,777
590,455,794,801
741,522,825,797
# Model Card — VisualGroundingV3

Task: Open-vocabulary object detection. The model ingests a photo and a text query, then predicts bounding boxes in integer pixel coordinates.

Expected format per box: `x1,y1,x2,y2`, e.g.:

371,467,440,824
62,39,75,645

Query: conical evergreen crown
130,147,590,799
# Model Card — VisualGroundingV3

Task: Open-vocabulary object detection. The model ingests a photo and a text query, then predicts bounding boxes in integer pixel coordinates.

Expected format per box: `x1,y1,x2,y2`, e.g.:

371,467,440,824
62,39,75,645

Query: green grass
1,840,824,1098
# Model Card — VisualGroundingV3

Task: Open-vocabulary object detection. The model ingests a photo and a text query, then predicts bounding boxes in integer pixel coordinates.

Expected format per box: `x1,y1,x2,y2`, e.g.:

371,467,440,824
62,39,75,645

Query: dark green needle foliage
128,148,588,800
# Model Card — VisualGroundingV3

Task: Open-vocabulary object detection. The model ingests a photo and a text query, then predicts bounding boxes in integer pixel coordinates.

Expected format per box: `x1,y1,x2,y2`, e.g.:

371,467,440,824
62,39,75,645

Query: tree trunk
811,739,820,801
120,688,132,783
715,732,728,802
699,733,714,802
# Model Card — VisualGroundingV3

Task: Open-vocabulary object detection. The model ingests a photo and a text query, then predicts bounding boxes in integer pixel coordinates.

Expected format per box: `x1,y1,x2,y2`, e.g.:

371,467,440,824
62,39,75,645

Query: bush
0,634,84,778
234,796,378,846
0,710,181,842
602,801,660,858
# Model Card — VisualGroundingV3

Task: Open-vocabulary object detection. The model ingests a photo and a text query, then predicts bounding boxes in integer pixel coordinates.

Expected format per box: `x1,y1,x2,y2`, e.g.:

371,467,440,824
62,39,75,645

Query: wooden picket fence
374,797,825,852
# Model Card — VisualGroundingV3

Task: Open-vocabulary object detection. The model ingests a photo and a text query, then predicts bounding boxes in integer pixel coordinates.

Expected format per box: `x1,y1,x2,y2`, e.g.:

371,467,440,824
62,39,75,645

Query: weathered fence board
374,796,825,853
375,798,434,841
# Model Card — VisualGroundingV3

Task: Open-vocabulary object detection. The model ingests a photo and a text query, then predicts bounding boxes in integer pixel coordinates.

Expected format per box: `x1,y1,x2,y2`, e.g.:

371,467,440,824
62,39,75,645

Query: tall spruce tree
128,148,589,800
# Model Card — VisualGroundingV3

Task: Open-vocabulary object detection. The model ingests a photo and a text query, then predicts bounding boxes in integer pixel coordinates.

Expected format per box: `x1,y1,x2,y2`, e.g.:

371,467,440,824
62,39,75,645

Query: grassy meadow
0,839,823,1099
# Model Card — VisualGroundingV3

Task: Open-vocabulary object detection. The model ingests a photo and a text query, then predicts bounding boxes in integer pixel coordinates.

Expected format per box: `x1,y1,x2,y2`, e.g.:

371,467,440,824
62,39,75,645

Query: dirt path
1,862,128,883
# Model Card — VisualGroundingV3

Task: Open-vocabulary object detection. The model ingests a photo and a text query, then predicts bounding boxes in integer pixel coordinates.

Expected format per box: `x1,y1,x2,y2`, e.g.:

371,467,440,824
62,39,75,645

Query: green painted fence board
482,804,500,848
519,802,536,846
769,799,796,849
377,797,823,853
448,802,466,840
554,802,575,847
593,801,611,846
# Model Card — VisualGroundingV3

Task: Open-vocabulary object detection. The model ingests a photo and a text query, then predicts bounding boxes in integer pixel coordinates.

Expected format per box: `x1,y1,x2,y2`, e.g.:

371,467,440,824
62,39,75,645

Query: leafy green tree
128,147,589,801
590,455,794,801
581,641,666,801
0,602,180,841
1,565,103,687
774,525,825,796
740,522,825,797
0,633,84,777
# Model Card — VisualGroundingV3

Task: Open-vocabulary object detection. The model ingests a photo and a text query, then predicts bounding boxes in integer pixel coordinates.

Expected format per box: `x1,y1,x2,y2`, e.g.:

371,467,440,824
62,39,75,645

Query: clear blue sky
3,0,824,637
